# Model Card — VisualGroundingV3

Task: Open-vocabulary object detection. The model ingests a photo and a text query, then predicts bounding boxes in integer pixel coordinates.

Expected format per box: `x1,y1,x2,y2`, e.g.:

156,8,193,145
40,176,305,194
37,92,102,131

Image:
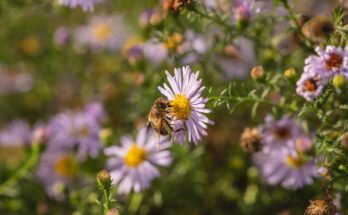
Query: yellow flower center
165,33,183,50
285,155,304,169
124,144,147,167
93,23,112,41
170,94,191,120
54,155,77,178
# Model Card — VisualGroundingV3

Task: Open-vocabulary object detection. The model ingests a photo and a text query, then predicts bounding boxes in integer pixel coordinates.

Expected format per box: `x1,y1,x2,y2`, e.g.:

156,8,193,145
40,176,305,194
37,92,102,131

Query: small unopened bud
250,66,264,80
305,196,337,215
234,2,250,27
332,75,346,89
284,67,296,79
96,170,112,190
99,128,113,142
295,136,312,152
340,132,348,149
32,126,50,143
240,127,262,152
107,208,119,215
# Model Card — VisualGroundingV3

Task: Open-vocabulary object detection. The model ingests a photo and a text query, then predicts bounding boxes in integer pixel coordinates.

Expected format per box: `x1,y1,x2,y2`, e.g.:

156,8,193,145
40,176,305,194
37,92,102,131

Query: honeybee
147,98,173,137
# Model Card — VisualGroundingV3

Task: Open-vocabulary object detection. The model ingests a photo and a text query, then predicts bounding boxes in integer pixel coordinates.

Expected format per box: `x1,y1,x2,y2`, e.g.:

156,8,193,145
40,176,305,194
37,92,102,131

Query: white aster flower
104,127,172,194
158,65,214,144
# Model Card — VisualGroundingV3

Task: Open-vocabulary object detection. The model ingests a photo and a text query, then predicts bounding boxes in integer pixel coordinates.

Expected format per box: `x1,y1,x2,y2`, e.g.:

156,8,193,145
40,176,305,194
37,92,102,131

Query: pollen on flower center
325,53,343,70
303,79,317,92
170,94,191,120
54,155,77,178
124,144,147,167
285,155,304,169
93,23,111,41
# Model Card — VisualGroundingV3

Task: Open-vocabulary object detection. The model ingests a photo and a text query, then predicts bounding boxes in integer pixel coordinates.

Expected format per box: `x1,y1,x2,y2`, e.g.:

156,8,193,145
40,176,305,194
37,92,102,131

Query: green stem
0,142,40,195
209,95,298,112
280,0,314,50
190,7,234,31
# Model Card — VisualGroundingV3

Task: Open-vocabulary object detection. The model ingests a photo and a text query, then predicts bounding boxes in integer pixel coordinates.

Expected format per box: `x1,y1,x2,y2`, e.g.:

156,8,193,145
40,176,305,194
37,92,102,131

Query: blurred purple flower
158,66,214,144
48,109,102,160
143,40,168,65
36,149,76,200
85,101,106,123
58,0,104,11
218,37,256,80
0,119,31,146
74,15,130,52
180,30,213,64
105,127,172,194
260,115,302,152
253,147,318,190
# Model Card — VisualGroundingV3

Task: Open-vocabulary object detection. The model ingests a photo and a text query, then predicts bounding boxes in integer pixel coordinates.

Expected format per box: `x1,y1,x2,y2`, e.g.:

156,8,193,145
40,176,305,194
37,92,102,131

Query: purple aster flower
104,127,172,194
296,73,327,101
36,149,77,200
84,101,106,123
143,40,168,65
158,65,214,144
180,30,213,65
218,37,256,80
58,0,104,12
48,109,102,160
260,115,302,152
253,148,318,190
304,46,348,79
0,119,31,146
74,15,130,52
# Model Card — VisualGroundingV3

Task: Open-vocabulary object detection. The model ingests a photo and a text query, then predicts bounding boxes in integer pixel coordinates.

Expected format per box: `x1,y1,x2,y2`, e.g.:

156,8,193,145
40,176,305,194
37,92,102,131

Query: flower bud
250,66,264,80
305,196,337,215
96,170,112,190
107,208,119,215
340,132,348,149
284,67,296,79
233,2,250,28
332,75,346,89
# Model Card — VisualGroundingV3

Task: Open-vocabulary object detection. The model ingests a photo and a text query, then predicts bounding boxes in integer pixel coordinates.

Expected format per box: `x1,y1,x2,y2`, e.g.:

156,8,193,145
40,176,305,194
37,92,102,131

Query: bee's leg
173,128,186,132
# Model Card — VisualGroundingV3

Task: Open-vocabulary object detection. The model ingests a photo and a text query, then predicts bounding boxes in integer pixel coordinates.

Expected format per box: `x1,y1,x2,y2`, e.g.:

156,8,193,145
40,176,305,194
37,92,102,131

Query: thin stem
190,7,234,31
280,0,314,50
0,142,40,195
209,95,298,112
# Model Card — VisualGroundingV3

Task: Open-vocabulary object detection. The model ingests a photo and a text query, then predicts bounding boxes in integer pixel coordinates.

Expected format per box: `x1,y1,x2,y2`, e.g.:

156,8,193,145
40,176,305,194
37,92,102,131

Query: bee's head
155,98,169,109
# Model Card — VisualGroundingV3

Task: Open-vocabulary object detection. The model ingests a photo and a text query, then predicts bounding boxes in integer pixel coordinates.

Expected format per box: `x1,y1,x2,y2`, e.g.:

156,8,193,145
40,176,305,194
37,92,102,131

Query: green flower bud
332,75,345,88
96,170,112,191
284,68,296,79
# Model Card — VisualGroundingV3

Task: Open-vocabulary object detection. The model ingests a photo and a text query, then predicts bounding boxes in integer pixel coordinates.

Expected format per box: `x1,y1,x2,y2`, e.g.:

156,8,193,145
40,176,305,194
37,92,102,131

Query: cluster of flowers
242,115,319,190
0,65,213,198
296,46,348,101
